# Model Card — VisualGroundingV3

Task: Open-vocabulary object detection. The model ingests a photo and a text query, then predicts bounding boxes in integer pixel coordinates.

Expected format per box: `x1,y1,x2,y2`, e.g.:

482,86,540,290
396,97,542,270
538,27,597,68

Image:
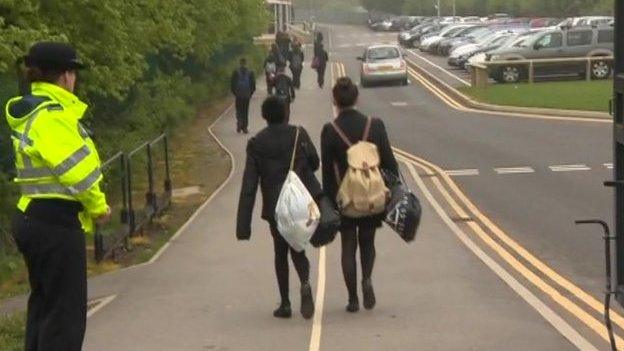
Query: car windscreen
367,47,400,61
442,27,466,37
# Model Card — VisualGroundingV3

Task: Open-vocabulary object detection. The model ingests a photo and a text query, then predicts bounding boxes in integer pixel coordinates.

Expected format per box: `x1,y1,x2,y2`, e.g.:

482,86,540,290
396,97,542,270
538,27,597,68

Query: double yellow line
332,62,347,80
396,148,623,349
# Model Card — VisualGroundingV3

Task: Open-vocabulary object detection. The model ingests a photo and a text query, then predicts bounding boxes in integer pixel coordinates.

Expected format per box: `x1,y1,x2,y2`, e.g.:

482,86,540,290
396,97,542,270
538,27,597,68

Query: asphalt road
3,23,610,351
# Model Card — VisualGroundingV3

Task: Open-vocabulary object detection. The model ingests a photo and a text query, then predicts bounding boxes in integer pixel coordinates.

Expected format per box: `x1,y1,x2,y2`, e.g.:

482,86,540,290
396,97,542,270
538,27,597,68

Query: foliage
0,312,25,351
0,1,267,261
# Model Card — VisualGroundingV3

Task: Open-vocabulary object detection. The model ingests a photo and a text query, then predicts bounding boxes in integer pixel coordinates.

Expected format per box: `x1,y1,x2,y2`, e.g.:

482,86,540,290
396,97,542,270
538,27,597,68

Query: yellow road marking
396,149,624,348
401,159,599,351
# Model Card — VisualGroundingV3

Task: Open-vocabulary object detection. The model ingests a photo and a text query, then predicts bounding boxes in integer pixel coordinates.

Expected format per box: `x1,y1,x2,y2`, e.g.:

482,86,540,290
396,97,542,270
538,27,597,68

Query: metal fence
94,133,172,262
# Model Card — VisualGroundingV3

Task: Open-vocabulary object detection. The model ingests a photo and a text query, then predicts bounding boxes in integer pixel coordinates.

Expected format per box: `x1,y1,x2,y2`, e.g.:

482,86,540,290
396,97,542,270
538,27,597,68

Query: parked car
486,26,614,83
456,33,523,68
358,45,408,87
420,24,474,52
398,23,443,48
449,30,517,66
437,25,488,56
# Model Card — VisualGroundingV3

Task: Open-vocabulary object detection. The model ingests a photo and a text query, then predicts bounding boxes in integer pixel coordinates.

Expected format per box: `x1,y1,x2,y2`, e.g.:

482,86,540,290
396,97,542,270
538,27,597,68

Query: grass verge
459,80,612,112
0,312,25,351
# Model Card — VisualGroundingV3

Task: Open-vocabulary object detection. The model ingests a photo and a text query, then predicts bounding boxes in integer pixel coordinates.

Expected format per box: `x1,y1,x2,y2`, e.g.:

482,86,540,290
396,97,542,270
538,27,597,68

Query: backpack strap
289,127,301,171
362,117,373,142
330,122,352,147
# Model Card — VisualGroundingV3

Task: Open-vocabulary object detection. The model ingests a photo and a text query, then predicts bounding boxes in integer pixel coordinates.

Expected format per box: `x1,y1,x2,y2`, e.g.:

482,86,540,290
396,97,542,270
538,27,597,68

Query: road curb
407,60,612,121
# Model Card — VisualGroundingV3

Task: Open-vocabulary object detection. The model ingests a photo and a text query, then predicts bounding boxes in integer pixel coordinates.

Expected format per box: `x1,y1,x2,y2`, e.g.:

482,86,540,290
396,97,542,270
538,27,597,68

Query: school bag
290,52,303,70
384,171,422,242
265,61,277,75
274,74,292,102
275,127,321,252
235,69,252,98
331,117,390,218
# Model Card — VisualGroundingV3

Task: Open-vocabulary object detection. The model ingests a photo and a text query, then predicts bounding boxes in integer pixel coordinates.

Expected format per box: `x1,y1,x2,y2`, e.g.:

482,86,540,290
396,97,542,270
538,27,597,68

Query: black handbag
384,171,422,242
310,195,340,248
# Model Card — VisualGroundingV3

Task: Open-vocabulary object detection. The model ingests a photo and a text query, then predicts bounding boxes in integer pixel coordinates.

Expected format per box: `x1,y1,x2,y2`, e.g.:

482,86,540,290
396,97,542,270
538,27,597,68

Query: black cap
24,42,86,71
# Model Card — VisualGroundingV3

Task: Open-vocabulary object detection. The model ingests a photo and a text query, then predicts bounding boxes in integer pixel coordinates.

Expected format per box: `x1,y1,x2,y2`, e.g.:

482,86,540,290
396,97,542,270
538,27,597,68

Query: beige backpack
332,118,390,218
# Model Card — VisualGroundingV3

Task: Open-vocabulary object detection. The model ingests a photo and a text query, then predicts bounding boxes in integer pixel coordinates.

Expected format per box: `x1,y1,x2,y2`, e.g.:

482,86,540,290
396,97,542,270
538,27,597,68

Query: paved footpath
3,55,579,350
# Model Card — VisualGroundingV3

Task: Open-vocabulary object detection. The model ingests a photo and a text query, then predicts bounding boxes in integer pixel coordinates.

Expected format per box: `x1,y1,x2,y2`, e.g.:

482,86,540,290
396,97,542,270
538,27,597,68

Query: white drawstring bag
275,128,320,252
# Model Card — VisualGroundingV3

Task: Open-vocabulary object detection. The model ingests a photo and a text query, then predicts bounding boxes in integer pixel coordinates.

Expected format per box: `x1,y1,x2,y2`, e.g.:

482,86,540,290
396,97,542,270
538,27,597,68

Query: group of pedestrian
230,31,329,134
237,76,398,318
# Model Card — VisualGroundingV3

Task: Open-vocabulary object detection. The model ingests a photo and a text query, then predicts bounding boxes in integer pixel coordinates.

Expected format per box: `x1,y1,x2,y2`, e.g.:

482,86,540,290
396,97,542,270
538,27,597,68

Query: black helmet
24,42,86,71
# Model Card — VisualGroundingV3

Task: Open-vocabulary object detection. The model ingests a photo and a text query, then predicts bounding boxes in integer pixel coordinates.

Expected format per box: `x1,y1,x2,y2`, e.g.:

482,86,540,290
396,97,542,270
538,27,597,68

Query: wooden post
586,58,592,81
528,61,534,83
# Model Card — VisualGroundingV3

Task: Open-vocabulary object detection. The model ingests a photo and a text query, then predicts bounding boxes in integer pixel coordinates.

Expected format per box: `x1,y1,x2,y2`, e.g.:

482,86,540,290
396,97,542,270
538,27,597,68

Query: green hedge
0,1,267,259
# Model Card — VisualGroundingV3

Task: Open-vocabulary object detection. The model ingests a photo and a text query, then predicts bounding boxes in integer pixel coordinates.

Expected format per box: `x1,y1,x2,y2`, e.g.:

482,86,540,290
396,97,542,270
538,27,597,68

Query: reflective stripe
78,124,90,139
20,183,73,196
72,168,102,193
11,131,33,146
17,167,53,179
54,145,91,175
18,106,48,169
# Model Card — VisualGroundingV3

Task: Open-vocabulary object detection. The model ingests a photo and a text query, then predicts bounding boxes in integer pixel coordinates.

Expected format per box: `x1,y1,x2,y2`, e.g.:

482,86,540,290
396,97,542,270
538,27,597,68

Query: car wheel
411,40,420,48
591,60,611,80
361,79,369,88
500,65,522,83
401,78,409,86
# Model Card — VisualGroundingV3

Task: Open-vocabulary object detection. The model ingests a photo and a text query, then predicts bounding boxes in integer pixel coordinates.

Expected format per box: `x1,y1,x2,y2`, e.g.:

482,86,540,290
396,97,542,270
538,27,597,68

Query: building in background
266,0,293,35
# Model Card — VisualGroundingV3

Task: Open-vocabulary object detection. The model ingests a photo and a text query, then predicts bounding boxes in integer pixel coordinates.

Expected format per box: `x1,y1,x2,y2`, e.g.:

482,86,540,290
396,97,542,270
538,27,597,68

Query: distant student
237,96,321,320
273,64,296,121
313,43,328,88
230,58,256,134
289,41,304,89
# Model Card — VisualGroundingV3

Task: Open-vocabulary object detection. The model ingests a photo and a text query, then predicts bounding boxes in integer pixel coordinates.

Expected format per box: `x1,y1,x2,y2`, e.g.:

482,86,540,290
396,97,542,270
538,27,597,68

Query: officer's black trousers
12,210,87,351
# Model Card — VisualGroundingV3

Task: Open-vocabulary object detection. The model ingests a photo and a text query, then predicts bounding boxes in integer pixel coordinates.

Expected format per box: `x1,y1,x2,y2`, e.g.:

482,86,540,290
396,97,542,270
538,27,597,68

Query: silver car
358,45,408,87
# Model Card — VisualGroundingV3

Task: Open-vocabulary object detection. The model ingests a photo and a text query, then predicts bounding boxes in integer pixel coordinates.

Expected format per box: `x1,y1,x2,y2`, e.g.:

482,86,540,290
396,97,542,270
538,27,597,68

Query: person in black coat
313,44,329,88
289,41,304,89
237,96,321,319
230,58,256,134
320,77,399,313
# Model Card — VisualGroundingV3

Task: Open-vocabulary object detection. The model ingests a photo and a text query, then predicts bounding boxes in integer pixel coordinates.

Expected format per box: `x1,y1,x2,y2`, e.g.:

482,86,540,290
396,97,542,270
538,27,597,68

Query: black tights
341,225,376,302
270,223,310,305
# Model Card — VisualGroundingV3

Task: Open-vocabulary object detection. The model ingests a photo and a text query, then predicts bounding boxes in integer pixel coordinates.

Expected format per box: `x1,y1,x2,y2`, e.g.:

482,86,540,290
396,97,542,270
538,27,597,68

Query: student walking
313,44,328,89
237,96,321,319
264,47,280,95
289,42,304,90
231,58,256,134
320,77,399,313
7,41,112,351
273,64,296,122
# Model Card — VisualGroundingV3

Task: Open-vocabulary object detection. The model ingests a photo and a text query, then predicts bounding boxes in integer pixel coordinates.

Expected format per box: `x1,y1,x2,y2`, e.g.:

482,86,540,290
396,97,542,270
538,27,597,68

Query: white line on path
390,101,408,107
403,160,599,351
445,169,480,176
356,43,366,47
87,295,117,318
549,164,591,172
605,163,614,169
407,50,471,86
494,167,535,175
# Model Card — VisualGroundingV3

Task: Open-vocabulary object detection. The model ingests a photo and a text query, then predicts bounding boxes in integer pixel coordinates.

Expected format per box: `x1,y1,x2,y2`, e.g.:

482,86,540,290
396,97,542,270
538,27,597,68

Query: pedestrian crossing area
441,163,613,177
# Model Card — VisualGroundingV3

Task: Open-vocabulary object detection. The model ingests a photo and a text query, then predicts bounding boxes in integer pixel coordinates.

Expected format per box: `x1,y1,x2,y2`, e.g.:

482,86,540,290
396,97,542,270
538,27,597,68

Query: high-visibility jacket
5,82,108,233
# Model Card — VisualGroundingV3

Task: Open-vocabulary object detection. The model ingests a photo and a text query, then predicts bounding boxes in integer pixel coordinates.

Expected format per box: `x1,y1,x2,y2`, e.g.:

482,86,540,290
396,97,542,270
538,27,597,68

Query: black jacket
237,124,322,239
314,48,328,69
320,109,399,227
230,68,256,98
289,50,304,69
274,73,296,102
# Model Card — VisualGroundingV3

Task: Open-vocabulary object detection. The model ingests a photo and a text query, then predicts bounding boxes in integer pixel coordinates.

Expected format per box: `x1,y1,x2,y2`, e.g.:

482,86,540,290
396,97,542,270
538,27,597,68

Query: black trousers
235,96,251,131
340,224,376,302
12,210,87,351
269,222,310,304
290,67,302,89
316,65,326,88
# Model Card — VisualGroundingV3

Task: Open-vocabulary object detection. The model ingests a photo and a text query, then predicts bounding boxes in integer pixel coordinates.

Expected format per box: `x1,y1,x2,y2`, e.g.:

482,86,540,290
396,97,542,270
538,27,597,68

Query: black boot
273,302,292,319
362,278,376,310
346,297,360,313
301,282,315,320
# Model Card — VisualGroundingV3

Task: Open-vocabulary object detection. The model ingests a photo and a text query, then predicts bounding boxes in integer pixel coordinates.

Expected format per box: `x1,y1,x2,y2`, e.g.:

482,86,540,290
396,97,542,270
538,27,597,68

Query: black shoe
273,303,292,319
362,279,376,310
346,298,360,313
236,127,241,133
242,129,249,134
300,283,315,320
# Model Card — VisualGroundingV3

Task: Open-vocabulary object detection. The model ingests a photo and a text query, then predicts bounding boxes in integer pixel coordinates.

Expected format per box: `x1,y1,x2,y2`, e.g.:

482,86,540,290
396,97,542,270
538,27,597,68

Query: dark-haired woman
237,96,320,319
313,44,328,88
320,77,398,312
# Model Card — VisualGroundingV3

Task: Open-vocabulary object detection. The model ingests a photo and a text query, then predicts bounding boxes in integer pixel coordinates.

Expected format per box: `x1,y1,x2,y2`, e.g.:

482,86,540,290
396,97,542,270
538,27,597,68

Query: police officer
7,42,111,351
